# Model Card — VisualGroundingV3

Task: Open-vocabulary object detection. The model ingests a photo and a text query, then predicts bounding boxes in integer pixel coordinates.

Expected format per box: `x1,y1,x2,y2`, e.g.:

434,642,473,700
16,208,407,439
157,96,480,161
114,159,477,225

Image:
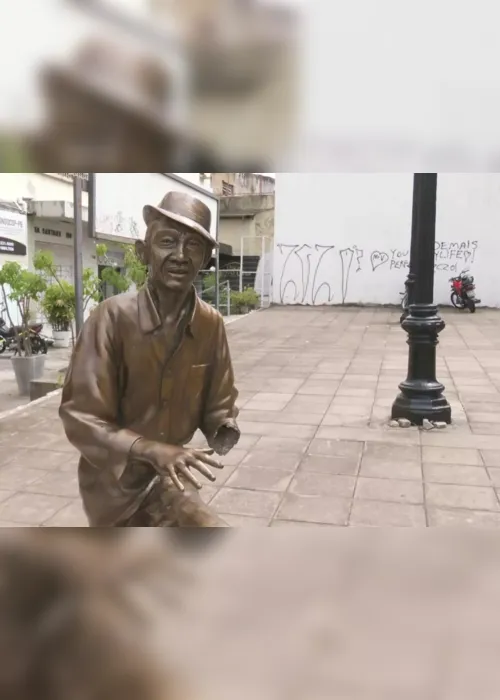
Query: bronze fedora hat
41,38,184,138
143,191,217,246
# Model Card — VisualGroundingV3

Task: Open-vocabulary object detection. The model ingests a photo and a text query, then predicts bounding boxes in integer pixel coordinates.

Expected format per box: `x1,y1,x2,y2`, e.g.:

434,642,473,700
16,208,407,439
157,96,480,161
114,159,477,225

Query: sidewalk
0,347,69,415
1,305,500,527
0,318,241,416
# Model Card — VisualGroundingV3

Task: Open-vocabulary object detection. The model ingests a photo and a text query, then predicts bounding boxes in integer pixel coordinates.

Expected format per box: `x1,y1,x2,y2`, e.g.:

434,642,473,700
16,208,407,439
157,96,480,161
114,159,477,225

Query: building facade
0,172,215,329
219,193,274,257
211,172,275,196
273,173,500,308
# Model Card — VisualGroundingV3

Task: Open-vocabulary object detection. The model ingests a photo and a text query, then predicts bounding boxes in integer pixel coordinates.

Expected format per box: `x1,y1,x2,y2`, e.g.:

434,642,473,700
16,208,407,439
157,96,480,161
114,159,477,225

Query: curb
225,307,266,326
0,389,62,423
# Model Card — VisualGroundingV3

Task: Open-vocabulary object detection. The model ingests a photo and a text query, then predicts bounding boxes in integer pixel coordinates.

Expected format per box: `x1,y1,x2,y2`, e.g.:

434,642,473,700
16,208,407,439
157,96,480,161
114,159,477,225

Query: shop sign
34,226,73,240
0,237,27,256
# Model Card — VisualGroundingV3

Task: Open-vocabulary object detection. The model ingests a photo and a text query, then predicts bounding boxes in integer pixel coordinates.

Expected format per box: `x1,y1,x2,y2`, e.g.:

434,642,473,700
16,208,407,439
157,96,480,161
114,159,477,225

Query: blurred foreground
0,0,297,172
3,0,500,170
1,528,500,699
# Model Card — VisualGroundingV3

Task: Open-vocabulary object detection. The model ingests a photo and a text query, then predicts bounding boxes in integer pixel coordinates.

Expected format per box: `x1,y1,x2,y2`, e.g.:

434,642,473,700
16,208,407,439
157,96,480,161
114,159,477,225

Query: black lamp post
400,176,420,323
391,173,451,425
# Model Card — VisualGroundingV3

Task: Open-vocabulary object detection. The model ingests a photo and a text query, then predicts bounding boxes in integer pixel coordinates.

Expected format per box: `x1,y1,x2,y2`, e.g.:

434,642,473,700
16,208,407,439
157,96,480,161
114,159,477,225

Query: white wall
0,173,87,208
174,173,213,191
273,173,499,307
95,172,217,240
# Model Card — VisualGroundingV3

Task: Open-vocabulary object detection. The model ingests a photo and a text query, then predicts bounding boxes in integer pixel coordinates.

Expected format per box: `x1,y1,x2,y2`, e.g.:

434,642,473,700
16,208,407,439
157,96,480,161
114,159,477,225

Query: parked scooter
0,317,50,354
449,270,480,313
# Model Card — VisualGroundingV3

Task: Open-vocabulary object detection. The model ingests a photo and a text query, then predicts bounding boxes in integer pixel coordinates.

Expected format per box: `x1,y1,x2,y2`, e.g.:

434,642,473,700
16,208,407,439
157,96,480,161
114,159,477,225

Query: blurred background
1,0,500,172
0,0,299,172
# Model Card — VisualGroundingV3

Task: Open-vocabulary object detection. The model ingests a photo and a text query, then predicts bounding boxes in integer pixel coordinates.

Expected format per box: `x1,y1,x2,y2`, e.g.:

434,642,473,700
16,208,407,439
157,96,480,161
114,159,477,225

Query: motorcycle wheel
451,292,466,309
467,299,476,313
31,336,48,355
0,338,5,354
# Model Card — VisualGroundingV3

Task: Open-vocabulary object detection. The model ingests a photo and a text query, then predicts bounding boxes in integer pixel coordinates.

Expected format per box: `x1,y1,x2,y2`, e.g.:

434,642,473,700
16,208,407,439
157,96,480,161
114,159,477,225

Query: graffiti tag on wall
368,240,479,274
277,239,479,304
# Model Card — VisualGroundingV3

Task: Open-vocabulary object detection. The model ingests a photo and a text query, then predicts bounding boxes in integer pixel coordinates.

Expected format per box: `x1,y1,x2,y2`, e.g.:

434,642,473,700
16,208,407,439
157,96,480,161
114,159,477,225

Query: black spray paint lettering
312,245,336,303
278,243,366,305
278,244,312,304
434,240,478,265
339,246,364,302
389,249,410,270
435,262,458,273
370,251,389,270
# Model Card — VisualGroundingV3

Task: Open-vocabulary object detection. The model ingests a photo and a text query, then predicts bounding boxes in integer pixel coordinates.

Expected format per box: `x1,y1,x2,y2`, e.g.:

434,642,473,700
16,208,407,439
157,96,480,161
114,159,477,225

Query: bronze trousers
118,478,228,527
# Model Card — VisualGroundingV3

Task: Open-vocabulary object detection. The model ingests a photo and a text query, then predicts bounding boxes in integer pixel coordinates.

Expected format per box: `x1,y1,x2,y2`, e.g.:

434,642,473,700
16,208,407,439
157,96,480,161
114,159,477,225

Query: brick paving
1,305,500,527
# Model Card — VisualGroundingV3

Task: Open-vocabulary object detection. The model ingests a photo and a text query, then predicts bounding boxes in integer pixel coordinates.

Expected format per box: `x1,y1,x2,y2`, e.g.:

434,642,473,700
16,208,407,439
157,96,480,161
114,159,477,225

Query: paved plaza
1,305,500,526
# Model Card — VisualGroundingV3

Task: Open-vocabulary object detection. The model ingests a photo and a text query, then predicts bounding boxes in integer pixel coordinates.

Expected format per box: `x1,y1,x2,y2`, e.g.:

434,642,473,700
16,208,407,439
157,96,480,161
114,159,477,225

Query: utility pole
87,173,96,239
391,174,451,425
73,176,84,336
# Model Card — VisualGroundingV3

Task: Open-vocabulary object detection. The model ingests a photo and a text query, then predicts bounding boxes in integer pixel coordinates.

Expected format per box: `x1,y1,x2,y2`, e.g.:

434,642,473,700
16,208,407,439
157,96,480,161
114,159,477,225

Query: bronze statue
60,191,240,527
0,530,190,700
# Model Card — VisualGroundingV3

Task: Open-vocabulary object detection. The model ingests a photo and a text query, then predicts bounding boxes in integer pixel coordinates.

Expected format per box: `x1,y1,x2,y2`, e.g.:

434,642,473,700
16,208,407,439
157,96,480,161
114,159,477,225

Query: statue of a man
60,191,240,527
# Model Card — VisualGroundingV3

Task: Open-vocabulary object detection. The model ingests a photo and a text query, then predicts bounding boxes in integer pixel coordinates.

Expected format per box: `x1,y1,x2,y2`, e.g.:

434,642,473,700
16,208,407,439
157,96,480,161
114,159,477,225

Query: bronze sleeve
59,303,142,479
201,314,240,440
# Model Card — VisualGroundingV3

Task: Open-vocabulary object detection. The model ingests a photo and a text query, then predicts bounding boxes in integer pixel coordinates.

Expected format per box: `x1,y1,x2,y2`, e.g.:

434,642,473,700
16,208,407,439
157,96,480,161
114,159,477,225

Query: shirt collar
138,285,200,338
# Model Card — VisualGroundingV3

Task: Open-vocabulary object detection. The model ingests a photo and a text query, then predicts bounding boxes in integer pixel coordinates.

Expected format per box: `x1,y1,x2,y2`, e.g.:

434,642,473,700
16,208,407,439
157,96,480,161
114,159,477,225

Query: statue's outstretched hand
132,440,224,491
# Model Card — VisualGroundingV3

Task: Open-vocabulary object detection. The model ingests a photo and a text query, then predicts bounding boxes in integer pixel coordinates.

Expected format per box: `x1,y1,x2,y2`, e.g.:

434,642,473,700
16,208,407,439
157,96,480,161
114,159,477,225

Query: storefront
0,203,28,325
33,221,76,283
29,201,125,331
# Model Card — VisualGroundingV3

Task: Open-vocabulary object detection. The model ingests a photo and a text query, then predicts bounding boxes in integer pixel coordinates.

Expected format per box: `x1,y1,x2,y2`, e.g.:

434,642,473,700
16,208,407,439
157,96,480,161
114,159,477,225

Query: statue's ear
135,239,147,265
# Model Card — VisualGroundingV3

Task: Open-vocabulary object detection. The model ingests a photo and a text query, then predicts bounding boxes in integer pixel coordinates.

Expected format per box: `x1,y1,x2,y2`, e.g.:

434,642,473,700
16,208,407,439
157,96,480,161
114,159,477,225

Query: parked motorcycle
0,317,49,355
449,270,480,313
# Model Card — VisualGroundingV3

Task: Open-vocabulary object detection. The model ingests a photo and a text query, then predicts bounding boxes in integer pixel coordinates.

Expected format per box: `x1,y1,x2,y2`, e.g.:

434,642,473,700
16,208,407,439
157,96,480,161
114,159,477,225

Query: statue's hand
209,424,240,456
132,440,224,491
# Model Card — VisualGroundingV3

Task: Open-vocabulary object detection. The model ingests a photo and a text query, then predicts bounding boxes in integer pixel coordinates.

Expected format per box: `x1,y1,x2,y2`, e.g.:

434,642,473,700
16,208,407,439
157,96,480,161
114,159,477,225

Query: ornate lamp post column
391,173,451,425
400,176,420,323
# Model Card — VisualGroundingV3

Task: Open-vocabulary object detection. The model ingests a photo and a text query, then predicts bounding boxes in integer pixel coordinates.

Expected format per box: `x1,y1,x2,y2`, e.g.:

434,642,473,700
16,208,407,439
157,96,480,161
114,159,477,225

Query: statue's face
138,218,209,293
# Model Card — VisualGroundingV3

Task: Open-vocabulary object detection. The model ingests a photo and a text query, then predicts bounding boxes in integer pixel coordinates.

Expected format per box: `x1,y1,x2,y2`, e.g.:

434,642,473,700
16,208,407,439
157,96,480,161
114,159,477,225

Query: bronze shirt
59,286,239,527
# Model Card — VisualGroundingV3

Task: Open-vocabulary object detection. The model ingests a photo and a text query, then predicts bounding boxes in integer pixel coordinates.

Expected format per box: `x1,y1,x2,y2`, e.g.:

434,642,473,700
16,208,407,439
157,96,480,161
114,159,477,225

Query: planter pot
11,354,46,396
53,330,71,348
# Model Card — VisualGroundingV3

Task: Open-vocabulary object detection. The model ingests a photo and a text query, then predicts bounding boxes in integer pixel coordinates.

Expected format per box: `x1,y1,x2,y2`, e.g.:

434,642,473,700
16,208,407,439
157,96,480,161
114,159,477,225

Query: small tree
97,242,147,293
34,250,103,345
82,267,104,311
0,262,47,356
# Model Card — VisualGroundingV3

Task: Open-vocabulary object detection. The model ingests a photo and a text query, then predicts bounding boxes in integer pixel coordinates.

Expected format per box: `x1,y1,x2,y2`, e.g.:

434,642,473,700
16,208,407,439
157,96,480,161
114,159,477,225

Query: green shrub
42,281,75,331
230,288,260,314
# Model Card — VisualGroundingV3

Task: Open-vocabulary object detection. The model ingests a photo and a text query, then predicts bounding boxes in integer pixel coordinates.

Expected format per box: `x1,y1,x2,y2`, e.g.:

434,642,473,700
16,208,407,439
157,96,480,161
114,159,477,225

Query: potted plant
0,261,47,395
230,287,260,314
41,280,75,348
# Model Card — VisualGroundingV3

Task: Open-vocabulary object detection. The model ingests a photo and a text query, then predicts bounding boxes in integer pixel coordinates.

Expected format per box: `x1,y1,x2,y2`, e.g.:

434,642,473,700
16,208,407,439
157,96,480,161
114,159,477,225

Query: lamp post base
391,303,452,426
391,388,451,425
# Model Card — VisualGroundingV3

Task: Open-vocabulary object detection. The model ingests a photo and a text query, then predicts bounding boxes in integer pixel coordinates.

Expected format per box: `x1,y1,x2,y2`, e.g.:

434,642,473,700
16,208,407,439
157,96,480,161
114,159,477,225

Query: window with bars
222,181,234,195
41,265,74,285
